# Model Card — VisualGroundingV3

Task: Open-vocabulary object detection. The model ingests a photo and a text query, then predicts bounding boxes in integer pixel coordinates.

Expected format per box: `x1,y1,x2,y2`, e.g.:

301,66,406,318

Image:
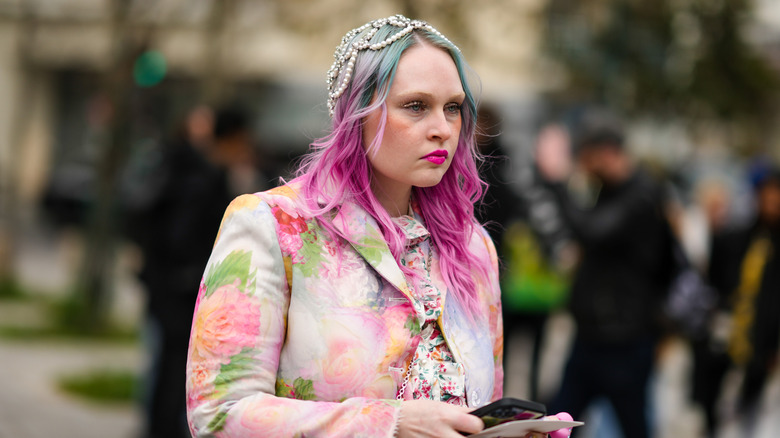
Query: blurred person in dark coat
124,104,260,438
692,166,780,437
474,105,569,403
536,112,670,438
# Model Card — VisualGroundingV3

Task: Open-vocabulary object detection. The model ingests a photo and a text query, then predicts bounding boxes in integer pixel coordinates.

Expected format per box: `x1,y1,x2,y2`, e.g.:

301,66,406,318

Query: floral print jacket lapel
330,200,416,303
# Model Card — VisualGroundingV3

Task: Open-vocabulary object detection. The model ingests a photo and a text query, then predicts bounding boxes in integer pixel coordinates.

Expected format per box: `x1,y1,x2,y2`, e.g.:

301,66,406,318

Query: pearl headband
326,14,460,117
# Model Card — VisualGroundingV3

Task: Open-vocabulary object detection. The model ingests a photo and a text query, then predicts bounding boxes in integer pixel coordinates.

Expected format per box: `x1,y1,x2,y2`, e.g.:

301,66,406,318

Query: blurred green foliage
58,369,139,403
543,0,778,121
0,277,27,300
0,282,137,341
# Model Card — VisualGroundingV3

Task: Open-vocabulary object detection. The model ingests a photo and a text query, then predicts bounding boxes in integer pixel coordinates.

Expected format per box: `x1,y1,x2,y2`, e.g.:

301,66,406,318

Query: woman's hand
396,400,484,438
396,402,572,438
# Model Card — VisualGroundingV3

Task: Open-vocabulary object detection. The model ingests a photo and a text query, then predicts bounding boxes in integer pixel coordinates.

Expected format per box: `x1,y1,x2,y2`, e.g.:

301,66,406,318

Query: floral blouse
392,213,466,406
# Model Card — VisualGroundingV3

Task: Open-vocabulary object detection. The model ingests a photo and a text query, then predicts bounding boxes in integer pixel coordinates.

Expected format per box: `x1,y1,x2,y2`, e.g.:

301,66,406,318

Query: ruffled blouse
391,212,467,406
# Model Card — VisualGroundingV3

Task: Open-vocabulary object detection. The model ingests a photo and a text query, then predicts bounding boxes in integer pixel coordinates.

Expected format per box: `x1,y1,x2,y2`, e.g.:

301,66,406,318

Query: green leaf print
276,377,316,400
292,377,316,400
404,312,421,335
206,409,228,432
204,250,253,297
213,348,256,396
275,378,294,398
298,229,324,277
357,236,386,265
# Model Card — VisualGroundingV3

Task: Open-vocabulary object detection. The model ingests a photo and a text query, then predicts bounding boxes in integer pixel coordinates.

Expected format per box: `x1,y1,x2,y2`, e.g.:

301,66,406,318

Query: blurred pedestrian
536,111,671,438
474,104,565,402
207,104,267,197
692,165,780,437
124,103,260,438
676,178,732,273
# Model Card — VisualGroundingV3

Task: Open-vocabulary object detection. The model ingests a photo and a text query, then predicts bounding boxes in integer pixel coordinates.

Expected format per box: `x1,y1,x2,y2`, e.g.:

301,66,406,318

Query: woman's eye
404,101,424,112
446,103,462,114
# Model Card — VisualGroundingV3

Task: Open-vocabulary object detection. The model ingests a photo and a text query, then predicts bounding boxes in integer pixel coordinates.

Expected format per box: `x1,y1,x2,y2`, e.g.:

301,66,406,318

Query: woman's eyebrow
395,91,466,101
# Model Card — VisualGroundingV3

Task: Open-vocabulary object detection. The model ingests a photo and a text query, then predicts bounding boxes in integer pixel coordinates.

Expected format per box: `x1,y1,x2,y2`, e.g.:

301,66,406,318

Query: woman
186,15,571,438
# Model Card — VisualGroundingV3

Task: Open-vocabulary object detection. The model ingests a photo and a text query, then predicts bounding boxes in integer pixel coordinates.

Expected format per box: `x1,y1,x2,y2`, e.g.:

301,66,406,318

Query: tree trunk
74,0,140,332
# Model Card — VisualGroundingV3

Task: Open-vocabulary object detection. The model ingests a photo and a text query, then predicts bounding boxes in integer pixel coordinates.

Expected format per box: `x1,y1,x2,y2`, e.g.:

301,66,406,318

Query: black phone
468,397,547,429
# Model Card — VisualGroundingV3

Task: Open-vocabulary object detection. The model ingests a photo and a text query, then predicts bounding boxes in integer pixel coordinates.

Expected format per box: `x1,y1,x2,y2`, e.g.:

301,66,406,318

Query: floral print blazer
186,183,504,437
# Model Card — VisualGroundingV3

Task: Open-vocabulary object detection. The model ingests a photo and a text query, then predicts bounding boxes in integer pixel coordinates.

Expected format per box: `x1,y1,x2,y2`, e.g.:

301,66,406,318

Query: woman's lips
423,149,448,165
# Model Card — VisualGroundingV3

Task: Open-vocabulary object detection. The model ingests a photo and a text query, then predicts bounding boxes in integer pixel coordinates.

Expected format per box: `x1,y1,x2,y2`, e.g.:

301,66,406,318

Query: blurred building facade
0,0,550,223
2,0,780,279
0,0,555,292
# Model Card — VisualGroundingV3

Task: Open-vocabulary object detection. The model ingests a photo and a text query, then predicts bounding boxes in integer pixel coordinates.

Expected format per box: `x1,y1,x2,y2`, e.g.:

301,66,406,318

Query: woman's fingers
448,406,484,435
397,403,574,438
397,400,484,438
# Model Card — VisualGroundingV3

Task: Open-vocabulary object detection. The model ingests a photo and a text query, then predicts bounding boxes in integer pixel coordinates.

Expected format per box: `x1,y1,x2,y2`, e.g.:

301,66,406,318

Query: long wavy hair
293,23,490,318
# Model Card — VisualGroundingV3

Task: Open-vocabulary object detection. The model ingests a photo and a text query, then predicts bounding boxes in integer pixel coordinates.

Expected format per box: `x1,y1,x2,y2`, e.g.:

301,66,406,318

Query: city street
2,222,779,438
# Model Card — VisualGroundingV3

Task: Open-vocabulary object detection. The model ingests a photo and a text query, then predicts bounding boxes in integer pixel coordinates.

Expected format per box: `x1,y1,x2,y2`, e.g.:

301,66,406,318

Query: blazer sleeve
186,195,401,437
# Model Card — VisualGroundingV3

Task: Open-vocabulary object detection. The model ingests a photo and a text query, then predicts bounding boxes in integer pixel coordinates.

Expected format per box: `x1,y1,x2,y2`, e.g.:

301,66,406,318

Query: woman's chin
412,172,448,189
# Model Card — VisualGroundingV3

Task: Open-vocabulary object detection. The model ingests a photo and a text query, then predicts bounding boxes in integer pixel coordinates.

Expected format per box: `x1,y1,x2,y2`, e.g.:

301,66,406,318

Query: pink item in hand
548,412,574,438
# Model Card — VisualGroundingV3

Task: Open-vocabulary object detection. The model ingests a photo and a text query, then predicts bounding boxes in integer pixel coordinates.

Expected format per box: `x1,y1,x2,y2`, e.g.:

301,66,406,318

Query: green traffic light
134,50,167,87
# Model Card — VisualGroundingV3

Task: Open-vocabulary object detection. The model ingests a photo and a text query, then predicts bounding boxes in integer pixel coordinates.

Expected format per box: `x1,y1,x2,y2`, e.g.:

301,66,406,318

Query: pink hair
292,28,491,319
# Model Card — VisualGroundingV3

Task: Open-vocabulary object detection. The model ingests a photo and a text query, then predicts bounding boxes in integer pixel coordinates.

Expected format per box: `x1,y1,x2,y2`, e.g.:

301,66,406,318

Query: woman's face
362,41,465,208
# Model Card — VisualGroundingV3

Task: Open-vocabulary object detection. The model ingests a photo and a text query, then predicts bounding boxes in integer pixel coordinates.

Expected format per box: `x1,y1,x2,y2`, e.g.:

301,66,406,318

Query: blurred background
1,0,779,437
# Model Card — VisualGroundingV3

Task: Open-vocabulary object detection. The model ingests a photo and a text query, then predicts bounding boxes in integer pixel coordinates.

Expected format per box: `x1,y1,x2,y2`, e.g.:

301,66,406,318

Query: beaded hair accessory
326,14,459,117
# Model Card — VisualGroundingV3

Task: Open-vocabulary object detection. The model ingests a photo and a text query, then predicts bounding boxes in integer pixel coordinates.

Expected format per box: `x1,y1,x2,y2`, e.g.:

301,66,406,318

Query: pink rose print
315,335,383,401
187,361,218,405
189,281,262,365
322,400,398,435
224,398,304,436
378,304,415,370
314,311,386,400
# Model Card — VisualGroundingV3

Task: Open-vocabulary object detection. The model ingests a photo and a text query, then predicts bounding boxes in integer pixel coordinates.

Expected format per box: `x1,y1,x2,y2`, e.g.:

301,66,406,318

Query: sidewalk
0,339,143,438
1,220,146,438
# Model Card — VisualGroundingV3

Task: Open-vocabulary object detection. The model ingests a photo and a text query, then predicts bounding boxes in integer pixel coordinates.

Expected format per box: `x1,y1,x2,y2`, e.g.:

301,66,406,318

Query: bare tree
74,0,144,331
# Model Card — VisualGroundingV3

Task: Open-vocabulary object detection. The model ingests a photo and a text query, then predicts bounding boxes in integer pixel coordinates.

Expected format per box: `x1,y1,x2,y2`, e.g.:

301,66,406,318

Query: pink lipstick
423,149,448,165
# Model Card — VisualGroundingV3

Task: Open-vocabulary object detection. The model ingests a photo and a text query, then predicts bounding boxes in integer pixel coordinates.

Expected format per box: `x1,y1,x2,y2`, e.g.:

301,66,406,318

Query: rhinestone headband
326,14,460,117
